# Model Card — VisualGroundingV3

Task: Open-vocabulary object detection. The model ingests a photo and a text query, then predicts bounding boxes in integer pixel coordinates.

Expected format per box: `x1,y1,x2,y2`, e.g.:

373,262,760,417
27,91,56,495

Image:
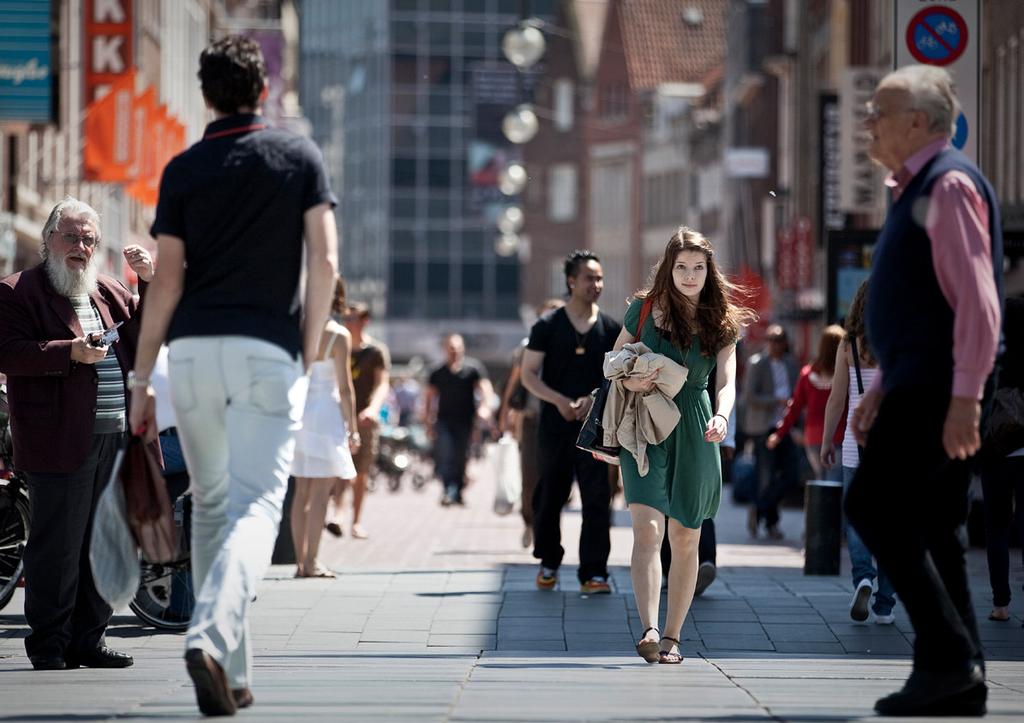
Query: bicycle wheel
129,559,194,631
0,489,29,611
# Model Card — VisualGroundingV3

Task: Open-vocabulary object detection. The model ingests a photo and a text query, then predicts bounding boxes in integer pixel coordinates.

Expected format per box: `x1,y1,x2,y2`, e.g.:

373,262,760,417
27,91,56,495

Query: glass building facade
298,0,557,356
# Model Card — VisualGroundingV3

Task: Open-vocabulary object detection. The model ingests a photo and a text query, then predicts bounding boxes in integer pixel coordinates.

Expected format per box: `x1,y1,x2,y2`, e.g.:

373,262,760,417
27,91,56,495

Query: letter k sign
93,36,125,73
93,0,126,22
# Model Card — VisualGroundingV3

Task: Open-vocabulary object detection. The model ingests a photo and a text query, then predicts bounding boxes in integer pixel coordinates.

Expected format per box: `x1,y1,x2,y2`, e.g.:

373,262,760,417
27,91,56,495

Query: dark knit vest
867,148,1004,394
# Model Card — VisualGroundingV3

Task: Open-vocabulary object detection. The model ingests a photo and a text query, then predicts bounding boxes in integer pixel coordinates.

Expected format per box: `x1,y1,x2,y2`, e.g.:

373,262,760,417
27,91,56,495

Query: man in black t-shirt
521,250,621,594
424,333,494,505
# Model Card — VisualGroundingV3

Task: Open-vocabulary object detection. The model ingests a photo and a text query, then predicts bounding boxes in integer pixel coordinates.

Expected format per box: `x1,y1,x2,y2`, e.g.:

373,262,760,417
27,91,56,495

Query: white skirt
291,364,356,479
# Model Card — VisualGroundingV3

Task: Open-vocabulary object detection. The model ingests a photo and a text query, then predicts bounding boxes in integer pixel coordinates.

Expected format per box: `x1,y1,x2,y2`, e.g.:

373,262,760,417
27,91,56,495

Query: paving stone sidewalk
1,465,1022,720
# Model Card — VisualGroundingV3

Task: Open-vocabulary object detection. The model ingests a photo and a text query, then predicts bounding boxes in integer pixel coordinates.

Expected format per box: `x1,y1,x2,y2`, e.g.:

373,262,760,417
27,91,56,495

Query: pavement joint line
440,649,485,723
699,653,787,723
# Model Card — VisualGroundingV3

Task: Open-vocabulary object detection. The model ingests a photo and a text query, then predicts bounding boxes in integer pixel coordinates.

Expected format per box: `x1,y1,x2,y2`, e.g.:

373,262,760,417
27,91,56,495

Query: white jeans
168,337,304,688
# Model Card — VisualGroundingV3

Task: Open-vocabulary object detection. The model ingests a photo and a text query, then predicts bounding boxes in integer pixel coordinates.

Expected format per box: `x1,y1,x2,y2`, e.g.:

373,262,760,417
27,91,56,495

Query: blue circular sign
952,112,968,150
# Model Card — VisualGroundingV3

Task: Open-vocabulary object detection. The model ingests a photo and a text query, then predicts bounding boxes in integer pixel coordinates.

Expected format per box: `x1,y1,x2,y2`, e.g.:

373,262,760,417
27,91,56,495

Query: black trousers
752,432,800,528
981,455,1024,608
661,518,716,573
846,387,983,673
23,433,120,660
532,425,610,582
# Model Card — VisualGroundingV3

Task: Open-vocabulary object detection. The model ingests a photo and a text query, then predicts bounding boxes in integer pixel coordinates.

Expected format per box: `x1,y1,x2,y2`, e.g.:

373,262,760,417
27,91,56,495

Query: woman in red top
767,325,846,481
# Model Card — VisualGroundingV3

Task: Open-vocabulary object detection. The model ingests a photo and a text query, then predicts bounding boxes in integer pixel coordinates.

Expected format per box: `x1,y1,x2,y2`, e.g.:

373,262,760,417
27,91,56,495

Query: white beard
45,252,99,297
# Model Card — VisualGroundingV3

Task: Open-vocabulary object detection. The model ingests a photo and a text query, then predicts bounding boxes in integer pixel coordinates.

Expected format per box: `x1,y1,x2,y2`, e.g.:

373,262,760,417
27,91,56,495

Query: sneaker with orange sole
535,566,557,590
580,576,611,595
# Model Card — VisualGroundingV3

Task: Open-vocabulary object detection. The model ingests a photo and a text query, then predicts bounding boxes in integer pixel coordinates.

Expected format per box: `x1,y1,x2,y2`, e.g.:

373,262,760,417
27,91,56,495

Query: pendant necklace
573,327,589,355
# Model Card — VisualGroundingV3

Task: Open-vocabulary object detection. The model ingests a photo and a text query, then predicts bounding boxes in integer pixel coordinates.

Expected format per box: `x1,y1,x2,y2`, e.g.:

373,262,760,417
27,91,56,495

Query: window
547,164,577,222
392,157,417,187
462,262,484,292
427,262,449,292
553,78,574,131
495,260,518,294
390,193,416,219
391,260,416,292
428,158,452,187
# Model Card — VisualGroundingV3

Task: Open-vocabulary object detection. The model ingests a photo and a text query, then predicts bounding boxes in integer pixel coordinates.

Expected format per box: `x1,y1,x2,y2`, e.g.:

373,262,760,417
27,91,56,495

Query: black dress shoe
29,656,66,671
875,665,986,717
66,646,134,669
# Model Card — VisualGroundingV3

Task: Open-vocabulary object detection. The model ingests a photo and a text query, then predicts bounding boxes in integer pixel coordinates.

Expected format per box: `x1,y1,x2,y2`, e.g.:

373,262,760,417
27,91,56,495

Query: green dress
619,298,723,529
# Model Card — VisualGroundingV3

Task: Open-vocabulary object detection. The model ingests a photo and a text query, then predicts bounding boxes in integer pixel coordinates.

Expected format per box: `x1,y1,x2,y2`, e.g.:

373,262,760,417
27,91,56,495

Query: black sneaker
694,561,717,596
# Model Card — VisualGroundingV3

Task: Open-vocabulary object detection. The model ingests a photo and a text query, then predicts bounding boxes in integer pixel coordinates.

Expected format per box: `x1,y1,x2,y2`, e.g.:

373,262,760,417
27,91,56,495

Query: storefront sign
839,67,886,215
0,0,53,123
84,0,133,104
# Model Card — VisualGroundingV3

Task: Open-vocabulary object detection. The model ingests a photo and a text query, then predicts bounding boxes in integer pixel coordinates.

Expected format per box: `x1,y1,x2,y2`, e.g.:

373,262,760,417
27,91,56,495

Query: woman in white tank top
821,280,897,624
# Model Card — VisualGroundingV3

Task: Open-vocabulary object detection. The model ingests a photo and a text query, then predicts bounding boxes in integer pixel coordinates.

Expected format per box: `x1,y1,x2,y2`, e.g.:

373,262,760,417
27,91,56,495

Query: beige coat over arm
601,342,688,476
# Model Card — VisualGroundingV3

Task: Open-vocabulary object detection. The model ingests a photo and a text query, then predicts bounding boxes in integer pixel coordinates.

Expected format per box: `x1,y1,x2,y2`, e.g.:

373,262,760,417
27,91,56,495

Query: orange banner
126,99,186,207
82,71,135,182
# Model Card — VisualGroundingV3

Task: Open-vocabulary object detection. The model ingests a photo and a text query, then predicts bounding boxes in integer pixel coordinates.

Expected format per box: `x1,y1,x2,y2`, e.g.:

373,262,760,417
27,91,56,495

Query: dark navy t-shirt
151,114,337,358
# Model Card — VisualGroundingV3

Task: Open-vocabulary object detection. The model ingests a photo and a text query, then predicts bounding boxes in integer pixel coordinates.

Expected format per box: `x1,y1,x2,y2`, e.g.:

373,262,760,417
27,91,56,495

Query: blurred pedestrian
290,276,359,578
848,65,1002,716
821,280,896,624
767,324,846,481
129,35,337,716
327,302,390,539
741,324,799,539
424,333,493,506
0,197,151,671
499,298,565,549
521,251,621,593
979,294,1024,624
615,227,753,664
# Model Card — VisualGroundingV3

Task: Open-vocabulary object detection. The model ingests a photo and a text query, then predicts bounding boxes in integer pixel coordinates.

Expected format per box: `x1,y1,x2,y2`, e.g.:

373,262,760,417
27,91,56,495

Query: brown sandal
635,626,660,663
658,636,683,664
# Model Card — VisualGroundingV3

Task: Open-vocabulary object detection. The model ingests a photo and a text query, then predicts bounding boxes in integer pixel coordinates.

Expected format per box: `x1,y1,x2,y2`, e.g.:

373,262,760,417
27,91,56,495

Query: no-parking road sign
906,6,969,65
896,0,980,161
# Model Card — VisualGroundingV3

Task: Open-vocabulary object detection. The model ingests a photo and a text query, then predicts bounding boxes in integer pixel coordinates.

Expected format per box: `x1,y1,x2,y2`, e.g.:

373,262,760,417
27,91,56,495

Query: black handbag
575,378,619,465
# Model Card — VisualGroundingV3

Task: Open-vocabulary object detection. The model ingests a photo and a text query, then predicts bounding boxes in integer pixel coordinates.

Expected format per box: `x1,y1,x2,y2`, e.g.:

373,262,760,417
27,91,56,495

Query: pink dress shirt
870,138,1001,400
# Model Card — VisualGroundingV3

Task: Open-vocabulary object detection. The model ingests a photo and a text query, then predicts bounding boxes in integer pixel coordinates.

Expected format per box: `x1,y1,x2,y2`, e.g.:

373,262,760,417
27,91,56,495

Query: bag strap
850,336,864,395
635,298,654,337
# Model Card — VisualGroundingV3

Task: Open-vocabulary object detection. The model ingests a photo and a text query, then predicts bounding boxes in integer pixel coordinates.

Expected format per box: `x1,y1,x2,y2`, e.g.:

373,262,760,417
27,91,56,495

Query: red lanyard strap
203,123,266,140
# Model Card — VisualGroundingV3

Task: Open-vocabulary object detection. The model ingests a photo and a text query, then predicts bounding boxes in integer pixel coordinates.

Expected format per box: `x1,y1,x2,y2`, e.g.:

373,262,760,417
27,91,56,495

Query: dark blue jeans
434,419,473,501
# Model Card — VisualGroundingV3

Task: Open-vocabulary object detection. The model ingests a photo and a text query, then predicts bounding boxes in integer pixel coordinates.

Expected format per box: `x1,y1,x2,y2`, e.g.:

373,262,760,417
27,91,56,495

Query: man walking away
129,36,337,716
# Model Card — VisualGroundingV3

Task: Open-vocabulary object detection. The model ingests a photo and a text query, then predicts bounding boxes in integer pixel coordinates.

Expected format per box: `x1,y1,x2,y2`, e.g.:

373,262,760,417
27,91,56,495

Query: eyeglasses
863,101,916,123
50,230,98,248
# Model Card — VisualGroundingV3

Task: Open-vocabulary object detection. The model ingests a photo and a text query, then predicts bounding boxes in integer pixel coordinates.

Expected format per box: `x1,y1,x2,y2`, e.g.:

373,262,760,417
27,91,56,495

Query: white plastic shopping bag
490,433,522,515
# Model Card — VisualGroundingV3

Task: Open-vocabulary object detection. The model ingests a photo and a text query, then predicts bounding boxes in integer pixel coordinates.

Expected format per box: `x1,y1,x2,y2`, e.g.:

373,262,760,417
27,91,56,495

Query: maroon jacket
0,264,143,474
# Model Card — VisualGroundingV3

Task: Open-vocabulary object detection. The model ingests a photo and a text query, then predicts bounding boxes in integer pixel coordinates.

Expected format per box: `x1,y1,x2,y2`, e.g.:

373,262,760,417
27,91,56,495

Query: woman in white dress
290,277,359,577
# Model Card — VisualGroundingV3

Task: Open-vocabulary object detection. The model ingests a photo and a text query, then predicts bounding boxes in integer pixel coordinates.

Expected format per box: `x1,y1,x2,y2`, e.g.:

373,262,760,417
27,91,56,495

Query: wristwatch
126,370,151,390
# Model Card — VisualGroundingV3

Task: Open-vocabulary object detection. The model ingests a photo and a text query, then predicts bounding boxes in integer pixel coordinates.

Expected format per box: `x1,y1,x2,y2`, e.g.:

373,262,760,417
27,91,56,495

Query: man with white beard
0,197,153,671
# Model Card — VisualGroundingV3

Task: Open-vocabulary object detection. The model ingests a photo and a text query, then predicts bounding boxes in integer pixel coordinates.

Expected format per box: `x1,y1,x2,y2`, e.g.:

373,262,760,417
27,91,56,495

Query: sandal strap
660,636,680,645
641,626,659,637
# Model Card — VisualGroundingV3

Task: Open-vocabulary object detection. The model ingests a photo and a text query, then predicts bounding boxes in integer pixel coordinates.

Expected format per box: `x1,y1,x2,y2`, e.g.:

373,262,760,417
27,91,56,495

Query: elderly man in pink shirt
848,65,1003,718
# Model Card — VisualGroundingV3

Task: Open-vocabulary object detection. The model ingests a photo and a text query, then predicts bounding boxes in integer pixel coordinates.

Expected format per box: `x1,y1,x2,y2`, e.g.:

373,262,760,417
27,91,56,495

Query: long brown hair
331,275,347,315
844,278,876,366
634,227,757,356
813,325,845,375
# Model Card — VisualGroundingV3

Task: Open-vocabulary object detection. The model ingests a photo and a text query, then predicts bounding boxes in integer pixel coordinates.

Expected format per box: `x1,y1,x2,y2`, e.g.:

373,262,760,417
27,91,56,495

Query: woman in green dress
612,227,755,664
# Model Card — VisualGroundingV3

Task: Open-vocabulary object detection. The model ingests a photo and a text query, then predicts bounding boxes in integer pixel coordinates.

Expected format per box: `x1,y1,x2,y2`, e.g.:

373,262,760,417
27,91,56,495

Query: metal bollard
804,479,842,575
